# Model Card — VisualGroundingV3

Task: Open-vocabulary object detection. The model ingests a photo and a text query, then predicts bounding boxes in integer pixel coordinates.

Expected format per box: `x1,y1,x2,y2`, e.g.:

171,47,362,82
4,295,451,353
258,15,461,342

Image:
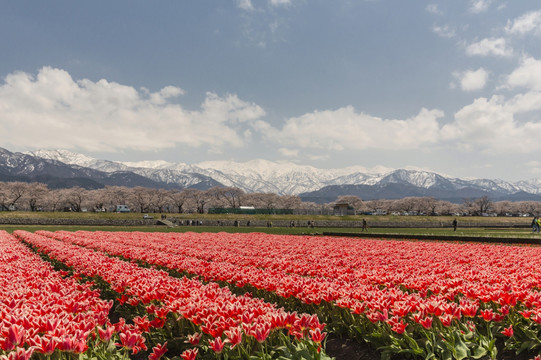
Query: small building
116,205,130,213
333,203,355,216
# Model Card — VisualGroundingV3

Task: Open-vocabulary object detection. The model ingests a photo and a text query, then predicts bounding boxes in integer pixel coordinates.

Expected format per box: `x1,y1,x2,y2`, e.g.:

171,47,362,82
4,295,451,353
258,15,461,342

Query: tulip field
3,230,541,359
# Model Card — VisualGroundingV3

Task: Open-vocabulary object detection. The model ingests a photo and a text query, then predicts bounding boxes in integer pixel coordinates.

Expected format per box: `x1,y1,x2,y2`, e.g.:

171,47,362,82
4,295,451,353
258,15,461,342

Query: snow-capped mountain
26,149,384,195
6,147,541,203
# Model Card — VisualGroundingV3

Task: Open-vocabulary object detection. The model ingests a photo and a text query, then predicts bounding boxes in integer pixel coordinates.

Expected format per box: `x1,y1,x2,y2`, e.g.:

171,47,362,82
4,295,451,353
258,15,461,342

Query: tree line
0,181,538,216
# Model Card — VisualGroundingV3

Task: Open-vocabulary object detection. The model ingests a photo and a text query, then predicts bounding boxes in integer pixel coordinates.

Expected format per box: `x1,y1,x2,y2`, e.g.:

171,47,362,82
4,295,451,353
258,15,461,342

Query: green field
0,211,539,241
0,210,533,224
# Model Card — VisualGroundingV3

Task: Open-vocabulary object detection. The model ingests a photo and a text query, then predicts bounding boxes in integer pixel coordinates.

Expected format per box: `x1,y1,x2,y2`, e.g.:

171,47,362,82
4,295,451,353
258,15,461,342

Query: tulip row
34,230,541,359
38,231,541,322
45,230,541,305
0,230,113,360
14,230,328,360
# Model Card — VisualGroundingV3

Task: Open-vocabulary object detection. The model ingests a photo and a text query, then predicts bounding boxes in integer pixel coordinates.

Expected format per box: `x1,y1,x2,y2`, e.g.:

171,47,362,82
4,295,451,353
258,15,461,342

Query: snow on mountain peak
121,160,178,169
22,148,541,197
26,149,97,167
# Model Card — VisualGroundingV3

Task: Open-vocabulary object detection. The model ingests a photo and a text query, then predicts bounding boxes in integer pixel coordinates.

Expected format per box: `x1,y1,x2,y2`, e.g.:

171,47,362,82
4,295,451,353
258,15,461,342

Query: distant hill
0,147,540,203
0,147,220,190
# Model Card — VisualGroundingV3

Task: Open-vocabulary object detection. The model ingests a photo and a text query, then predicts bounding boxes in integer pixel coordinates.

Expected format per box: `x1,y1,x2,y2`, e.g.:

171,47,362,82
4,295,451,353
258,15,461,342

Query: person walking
452,218,458,232
362,218,368,232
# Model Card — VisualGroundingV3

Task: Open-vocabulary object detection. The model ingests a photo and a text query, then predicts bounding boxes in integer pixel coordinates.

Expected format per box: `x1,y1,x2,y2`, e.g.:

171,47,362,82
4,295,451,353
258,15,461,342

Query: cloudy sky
1,1,541,181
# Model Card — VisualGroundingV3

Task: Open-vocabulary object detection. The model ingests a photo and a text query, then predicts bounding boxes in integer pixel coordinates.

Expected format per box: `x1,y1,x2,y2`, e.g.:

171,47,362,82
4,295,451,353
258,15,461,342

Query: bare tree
43,189,67,212
65,187,89,212
103,186,131,210
0,183,10,210
130,187,157,213
183,189,210,214
206,187,245,209
5,182,27,209
364,199,391,214
279,195,302,209
153,189,170,213
393,197,418,214
434,200,459,216
474,196,493,215
515,201,541,216
168,189,189,213
251,193,282,209
492,201,515,216
414,197,438,215
25,183,49,211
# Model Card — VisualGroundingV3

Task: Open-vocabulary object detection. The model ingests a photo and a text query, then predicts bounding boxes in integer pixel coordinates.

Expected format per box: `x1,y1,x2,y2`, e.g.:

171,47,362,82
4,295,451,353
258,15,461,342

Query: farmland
3,226,541,359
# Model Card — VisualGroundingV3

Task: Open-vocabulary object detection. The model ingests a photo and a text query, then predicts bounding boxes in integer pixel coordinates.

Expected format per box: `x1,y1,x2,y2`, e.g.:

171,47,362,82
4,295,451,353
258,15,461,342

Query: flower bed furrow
0,230,112,359
39,231,541,319
33,230,541,359
14,230,327,360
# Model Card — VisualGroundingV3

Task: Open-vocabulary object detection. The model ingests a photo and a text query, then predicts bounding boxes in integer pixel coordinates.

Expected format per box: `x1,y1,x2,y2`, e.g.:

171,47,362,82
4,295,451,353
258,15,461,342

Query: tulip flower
501,325,513,337
224,327,243,349
148,342,168,360
180,348,198,360
209,337,226,353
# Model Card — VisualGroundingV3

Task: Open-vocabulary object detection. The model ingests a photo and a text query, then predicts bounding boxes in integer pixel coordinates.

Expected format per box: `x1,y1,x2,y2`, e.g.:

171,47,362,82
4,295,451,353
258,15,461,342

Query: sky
1,1,541,182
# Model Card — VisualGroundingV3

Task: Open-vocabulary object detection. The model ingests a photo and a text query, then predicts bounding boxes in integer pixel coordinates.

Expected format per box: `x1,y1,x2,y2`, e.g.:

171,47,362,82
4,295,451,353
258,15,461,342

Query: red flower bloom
419,317,433,329
209,337,225,353
224,327,243,349
180,348,198,360
186,333,201,345
501,325,513,337
148,342,168,360
309,328,327,343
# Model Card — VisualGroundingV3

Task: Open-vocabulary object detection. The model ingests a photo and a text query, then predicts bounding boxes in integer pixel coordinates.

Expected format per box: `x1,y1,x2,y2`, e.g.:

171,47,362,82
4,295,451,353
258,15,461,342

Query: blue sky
1,0,541,181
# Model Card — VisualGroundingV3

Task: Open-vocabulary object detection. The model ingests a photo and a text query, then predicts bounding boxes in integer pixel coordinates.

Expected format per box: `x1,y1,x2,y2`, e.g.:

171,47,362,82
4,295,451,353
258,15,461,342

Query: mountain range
1,147,541,203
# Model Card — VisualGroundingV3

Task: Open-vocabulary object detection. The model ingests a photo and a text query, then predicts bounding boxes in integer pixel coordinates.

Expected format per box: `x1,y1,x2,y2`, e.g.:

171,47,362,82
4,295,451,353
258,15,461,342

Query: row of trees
0,181,539,216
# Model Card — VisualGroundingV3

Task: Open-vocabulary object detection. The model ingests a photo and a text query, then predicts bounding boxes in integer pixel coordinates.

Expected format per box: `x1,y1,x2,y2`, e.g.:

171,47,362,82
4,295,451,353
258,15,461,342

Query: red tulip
208,337,225,353
180,348,198,360
148,342,168,360
501,325,513,337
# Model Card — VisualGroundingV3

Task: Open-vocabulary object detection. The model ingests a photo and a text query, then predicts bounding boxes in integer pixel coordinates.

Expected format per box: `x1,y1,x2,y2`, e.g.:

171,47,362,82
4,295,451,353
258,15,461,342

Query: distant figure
452,218,458,232
533,217,541,233
362,218,368,232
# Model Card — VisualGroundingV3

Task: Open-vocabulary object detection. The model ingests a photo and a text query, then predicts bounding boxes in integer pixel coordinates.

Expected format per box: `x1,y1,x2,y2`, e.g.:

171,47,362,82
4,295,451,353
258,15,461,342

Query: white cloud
442,93,541,153
443,57,541,154
469,0,493,14
432,24,456,38
426,4,443,15
0,67,265,153
269,0,291,6
278,148,299,157
453,68,489,91
505,10,541,35
237,0,291,12
237,0,255,11
466,37,513,57
506,56,541,91
263,107,444,151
